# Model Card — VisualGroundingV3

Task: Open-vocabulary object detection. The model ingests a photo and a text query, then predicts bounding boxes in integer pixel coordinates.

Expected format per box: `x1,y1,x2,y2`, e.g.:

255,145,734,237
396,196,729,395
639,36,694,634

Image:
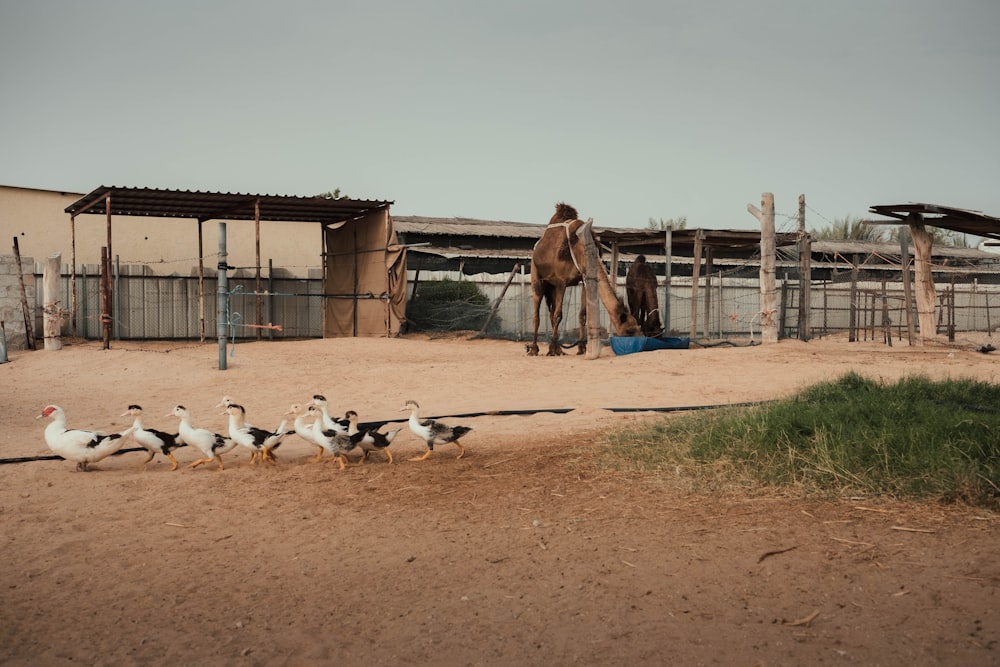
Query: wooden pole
848,261,858,342
663,229,672,334
908,212,937,344
797,194,811,340
747,193,778,343
689,229,703,340
255,199,262,340
12,237,35,350
198,220,205,343
70,215,77,336
899,226,915,345
100,247,111,350
43,252,62,351
474,263,520,339
218,222,229,370
702,246,713,339
581,219,602,359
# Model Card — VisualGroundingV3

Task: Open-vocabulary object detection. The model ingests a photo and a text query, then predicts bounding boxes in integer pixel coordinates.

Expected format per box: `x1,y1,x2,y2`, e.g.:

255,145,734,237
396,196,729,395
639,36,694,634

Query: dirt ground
2,332,999,666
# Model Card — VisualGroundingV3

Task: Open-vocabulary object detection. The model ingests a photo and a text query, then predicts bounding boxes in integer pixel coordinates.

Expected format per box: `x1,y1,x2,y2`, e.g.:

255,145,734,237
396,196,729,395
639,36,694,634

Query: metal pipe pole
217,222,228,370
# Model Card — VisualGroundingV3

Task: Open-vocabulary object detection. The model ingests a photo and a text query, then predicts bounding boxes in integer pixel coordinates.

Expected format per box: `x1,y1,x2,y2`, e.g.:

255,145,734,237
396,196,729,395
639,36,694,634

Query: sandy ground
2,332,999,665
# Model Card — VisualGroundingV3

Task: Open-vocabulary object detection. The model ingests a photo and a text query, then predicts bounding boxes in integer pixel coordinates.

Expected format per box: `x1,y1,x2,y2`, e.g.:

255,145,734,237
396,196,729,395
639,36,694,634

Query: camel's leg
576,285,588,355
528,285,543,356
547,285,566,356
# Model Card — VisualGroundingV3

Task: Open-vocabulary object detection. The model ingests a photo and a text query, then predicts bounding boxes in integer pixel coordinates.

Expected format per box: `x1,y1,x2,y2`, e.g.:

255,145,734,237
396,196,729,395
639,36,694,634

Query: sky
1,0,998,235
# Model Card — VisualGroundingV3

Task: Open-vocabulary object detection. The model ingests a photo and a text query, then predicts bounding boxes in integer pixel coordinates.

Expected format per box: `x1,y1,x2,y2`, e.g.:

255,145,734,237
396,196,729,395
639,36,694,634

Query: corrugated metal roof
65,185,392,224
869,203,1000,241
393,216,797,250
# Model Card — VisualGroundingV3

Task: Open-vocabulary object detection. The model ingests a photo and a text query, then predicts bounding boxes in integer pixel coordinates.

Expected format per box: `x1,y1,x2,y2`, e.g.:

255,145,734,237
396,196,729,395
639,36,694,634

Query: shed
64,186,404,339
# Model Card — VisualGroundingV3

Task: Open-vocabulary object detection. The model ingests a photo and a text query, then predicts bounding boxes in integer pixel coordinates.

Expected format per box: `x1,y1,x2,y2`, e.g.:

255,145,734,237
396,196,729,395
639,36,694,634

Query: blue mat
610,335,691,355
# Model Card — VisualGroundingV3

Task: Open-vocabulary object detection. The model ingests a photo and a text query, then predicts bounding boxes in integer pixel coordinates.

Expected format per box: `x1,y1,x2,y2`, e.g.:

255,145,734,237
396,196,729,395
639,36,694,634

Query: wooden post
848,261,858,342
70,215,77,336
12,237,35,350
899,226,915,345
197,220,205,343
218,223,229,370
663,229,672,334
474,263,520,339
43,253,62,351
100,247,111,350
747,193,778,343
580,219,602,359
689,229,703,340
908,212,937,344
703,247,713,339
255,198,262,340
797,194,811,340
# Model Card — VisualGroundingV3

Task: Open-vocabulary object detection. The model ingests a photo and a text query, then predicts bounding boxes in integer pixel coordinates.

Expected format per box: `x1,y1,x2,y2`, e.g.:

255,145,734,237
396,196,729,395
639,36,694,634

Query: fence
29,263,1000,345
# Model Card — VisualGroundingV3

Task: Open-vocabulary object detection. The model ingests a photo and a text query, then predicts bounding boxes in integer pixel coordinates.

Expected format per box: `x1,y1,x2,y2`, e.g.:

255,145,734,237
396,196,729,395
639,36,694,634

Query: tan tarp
323,209,406,337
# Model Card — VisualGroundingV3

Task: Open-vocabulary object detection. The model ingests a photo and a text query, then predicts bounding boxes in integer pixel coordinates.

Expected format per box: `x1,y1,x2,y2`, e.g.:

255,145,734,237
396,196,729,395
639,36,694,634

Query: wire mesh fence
31,262,1000,344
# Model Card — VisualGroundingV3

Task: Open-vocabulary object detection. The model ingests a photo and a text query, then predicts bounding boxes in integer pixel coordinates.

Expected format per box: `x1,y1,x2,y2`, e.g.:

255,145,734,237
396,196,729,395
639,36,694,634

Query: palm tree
810,216,886,242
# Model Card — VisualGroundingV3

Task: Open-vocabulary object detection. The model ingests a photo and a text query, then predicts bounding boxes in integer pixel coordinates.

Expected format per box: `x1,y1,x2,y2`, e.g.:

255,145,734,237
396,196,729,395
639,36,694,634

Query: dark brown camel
626,255,664,336
528,203,640,356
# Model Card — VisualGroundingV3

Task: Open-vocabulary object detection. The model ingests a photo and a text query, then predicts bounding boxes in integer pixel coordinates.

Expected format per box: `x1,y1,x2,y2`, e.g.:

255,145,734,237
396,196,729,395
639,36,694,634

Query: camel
528,203,640,356
626,255,664,336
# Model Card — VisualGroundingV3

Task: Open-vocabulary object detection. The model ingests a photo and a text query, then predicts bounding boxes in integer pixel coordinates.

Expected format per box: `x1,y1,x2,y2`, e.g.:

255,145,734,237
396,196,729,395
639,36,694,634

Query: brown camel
528,203,640,356
626,255,664,336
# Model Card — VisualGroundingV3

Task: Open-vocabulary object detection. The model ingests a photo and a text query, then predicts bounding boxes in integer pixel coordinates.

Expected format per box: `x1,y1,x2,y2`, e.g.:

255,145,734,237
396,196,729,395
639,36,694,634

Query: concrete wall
0,253,35,350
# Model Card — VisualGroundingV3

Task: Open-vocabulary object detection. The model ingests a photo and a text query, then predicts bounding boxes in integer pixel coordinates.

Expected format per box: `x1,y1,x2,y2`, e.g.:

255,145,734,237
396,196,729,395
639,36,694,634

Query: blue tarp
610,335,690,355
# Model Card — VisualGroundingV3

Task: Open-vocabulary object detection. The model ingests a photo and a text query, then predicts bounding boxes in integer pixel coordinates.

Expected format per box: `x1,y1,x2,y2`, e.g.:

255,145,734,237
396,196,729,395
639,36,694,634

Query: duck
286,403,325,462
345,410,401,464
215,396,255,429
309,394,349,434
167,405,236,471
306,404,356,469
37,405,136,471
222,403,279,465
400,400,473,462
120,404,186,471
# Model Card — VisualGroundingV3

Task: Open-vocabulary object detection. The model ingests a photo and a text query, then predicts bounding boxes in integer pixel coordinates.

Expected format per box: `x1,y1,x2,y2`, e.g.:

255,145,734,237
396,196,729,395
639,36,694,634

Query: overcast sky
1,1,997,234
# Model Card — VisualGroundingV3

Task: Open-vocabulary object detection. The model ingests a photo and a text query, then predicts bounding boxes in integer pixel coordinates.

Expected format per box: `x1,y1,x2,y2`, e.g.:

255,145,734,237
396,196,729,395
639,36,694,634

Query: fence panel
33,264,1000,342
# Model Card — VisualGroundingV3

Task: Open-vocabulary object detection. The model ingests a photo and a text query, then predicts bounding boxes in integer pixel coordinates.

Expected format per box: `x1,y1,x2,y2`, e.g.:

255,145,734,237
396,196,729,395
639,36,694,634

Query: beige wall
0,185,323,277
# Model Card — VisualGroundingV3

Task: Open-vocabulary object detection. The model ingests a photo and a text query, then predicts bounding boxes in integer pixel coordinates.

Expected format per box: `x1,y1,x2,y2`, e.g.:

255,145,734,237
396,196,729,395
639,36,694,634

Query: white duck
306,404,355,469
286,403,324,462
400,400,473,462
309,394,349,434
345,410,401,464
37,405,136,471
223,404,290,465
121,404,186,471
167,405,236,471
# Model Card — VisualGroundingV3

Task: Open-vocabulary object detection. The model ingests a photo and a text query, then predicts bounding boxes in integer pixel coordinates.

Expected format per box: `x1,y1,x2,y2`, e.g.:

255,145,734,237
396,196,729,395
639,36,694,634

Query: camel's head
615,310,642,337
550,202,579,224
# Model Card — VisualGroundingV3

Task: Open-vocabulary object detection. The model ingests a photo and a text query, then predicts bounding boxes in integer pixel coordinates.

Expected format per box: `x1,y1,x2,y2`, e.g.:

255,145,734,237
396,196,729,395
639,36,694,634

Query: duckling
223,403,283,465
286,403,325,463
346,410,400,464
167,405,236,471
306,405,355,469
120,404,185,471
309,394,349,433
400,400,473,462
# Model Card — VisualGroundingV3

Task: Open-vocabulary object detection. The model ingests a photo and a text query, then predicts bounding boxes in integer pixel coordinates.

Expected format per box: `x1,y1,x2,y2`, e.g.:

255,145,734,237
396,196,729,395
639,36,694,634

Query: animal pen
17,195,1000,350
28,240,1000,346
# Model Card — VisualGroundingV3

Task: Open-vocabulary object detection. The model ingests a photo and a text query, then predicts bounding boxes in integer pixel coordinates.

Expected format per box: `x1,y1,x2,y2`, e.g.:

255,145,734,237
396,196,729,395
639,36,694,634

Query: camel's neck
593,260,630,324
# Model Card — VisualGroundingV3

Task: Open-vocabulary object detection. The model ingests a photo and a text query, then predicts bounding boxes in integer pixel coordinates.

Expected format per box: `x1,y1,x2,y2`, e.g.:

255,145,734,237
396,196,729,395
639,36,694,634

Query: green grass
602,372,1000,507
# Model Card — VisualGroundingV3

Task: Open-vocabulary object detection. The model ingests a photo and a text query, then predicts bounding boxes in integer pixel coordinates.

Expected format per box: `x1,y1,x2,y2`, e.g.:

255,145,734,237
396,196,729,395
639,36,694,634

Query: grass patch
602,372,1000,507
